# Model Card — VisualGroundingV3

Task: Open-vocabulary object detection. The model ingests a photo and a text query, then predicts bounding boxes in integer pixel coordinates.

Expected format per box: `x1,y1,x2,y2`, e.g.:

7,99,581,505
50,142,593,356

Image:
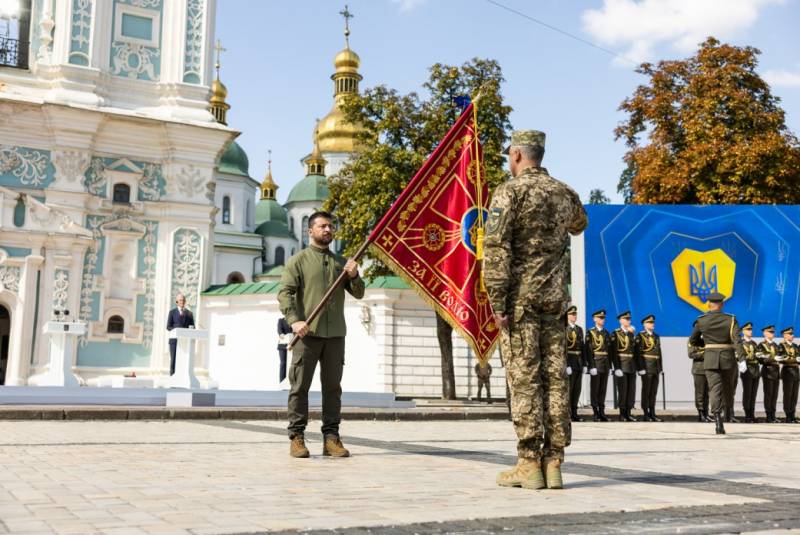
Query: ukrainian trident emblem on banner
671,248,736,311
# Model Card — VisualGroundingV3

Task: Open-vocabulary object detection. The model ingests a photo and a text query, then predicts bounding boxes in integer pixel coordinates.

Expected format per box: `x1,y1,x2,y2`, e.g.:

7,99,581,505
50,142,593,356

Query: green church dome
255,198,288,225
217,141,250,177
255,220,294,239
285,173,329,205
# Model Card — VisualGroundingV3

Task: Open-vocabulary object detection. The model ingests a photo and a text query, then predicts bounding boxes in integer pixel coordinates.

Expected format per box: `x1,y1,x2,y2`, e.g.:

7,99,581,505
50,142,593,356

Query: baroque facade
0,0,229,386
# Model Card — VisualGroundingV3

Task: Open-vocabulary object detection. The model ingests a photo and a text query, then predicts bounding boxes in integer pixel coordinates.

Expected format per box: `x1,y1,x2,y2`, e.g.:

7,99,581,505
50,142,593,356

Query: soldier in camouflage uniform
688,292,742,435
738,322,760,423
688,338,711,422
565,305,586,422
475,361,493,403
610,311,637,422
484,130,588,490
778,327,799,423
757,325,781,423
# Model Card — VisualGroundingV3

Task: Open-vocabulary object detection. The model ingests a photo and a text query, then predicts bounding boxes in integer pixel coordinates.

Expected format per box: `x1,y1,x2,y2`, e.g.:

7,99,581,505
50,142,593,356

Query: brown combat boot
543,457,564,489
496,458,545,489
289,435,310,458
322,435,350,457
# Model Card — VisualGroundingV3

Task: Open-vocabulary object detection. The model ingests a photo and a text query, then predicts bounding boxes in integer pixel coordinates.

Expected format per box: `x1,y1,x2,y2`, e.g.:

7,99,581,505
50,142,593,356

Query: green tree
326,58,512,400
588,188,611,205
616,37,800,204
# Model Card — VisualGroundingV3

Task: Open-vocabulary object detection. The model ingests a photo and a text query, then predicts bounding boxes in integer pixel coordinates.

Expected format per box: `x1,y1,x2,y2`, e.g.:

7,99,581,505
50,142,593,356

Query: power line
484,0,637,66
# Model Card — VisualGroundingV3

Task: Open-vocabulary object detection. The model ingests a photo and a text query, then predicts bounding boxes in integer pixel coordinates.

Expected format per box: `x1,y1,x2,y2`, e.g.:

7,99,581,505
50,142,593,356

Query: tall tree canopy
616,37,800,204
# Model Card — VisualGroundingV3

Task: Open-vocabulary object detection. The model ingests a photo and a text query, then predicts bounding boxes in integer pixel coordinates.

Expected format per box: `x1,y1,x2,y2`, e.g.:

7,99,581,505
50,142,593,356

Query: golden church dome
317,105,362,153
210,78,228,104
333,47,361,74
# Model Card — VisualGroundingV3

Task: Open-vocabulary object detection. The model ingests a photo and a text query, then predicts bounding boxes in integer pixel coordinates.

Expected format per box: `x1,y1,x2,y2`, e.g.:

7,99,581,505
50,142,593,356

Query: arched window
275,246,285,266
301,216,309,248
226,271,245,284
112,183,131,204
222,196,231,224
107,315,125,334
289,217,294,233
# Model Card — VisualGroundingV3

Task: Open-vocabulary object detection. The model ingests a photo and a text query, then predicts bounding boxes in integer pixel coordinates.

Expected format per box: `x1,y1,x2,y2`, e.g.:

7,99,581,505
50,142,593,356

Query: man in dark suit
166,293,195,375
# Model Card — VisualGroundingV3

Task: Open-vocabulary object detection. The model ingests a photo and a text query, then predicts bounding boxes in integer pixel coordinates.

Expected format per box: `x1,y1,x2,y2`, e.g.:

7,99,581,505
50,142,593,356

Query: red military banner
367,103,499,363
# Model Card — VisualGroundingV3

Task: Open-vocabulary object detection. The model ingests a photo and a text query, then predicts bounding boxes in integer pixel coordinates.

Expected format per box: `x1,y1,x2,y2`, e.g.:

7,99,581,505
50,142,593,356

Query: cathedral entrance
0,305,10,385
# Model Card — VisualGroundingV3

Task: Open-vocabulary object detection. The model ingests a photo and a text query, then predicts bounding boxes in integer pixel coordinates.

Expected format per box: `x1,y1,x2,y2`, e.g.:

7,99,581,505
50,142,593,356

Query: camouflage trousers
499,306,571,463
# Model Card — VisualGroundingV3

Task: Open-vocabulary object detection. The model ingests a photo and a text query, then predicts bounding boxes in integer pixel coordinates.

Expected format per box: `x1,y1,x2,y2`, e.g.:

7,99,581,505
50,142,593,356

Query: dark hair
308,210,333,228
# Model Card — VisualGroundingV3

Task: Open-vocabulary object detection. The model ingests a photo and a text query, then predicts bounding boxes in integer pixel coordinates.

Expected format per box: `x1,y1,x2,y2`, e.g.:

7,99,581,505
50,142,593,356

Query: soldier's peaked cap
591,309,606,318
566,305,577,315
503,130,546,155
707,292,726,303
617,310,631,320
641,314,655,324
782,326,794,335
741,322,753,330
762,325,775,333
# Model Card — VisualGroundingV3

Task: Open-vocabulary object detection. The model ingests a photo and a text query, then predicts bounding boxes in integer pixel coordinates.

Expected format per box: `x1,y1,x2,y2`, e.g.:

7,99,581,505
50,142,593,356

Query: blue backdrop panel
584,205,800,336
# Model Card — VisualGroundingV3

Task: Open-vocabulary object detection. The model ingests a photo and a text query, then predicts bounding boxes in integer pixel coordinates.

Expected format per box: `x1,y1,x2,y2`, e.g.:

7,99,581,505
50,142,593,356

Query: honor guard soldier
610,311,637,422
688,292,741,435
636,315,663,422
757,325,781,423
778,327,799,423
688,338,711,421
565,305,586,422
586,309,612,422
738,322,760,423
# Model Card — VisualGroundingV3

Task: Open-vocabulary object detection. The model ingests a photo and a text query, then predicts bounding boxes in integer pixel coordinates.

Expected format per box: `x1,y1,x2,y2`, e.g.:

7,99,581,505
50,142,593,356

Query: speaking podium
31,321,86,387
166,328,207,389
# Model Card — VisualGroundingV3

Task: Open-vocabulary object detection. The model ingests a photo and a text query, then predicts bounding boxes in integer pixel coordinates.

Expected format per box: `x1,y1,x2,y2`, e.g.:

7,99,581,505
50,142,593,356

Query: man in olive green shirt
278,211,365,458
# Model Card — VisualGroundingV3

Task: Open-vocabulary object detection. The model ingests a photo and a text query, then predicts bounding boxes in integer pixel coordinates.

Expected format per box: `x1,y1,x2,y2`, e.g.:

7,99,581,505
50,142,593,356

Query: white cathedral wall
202,288,507,397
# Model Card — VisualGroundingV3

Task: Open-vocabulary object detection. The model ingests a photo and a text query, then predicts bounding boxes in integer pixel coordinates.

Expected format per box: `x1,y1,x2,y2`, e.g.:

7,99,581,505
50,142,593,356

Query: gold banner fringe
369,243,499,365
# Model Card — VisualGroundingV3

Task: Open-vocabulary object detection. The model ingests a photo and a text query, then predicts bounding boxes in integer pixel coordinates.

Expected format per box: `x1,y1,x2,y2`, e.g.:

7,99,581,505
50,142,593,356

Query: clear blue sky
215,0,800,204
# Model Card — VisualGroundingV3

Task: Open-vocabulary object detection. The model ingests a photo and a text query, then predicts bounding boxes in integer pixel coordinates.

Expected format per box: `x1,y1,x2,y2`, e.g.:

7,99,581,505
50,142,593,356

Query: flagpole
470,89,488,294
286,239,371,351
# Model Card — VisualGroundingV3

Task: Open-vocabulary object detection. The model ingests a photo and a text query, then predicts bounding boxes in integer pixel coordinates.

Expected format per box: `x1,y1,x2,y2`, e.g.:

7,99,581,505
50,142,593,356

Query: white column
370,291,398,394
4,255,44,386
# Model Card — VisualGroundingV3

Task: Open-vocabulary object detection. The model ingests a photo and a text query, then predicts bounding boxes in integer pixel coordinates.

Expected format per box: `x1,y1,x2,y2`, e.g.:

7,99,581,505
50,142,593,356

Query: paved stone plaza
1,419,800,534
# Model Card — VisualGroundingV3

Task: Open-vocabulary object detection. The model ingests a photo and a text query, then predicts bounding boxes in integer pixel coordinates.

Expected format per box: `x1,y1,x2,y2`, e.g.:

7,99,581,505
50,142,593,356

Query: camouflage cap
707,292,726,303
503,130,546,155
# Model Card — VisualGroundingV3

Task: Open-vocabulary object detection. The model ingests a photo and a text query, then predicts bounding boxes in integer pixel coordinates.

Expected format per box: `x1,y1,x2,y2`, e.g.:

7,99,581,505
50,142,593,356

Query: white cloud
392,0,427,11
763,69,800,88
582,0,784,66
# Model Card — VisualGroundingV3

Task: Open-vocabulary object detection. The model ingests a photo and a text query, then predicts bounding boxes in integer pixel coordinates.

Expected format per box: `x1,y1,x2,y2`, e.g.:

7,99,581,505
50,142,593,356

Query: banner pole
286,239,371,351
